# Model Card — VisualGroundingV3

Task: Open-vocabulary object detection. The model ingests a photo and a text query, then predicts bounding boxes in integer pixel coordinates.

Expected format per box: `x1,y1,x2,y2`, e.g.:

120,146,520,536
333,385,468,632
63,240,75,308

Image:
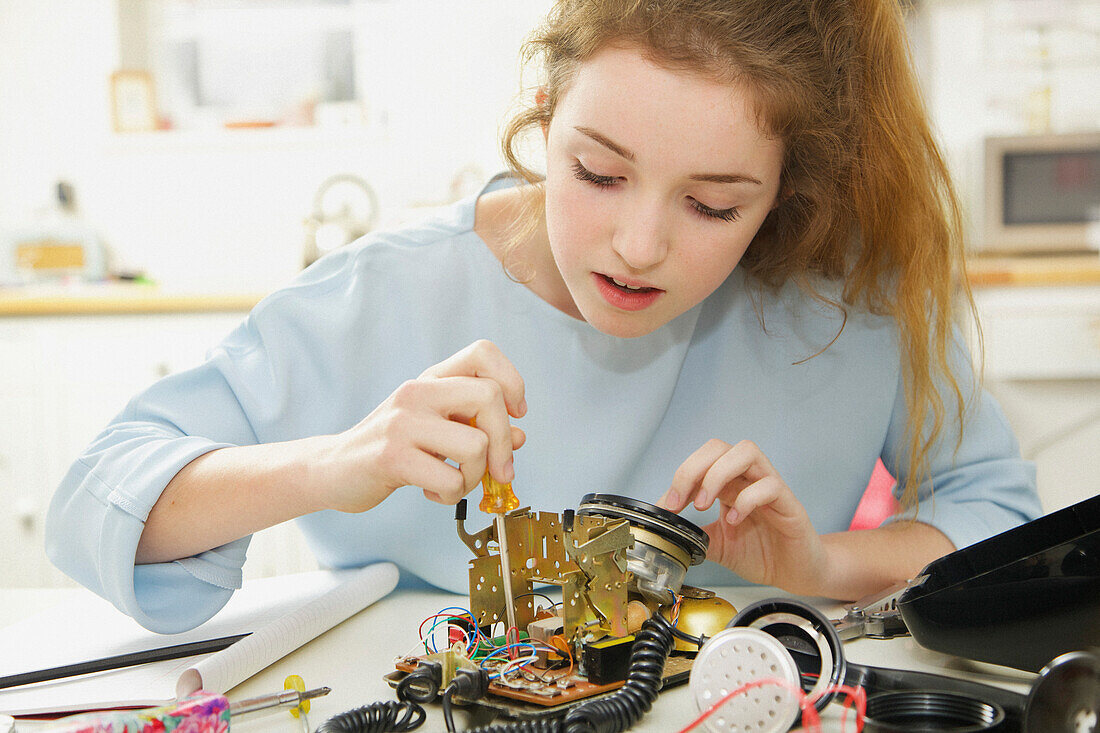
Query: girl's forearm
818,521,955,601
134,436,335,565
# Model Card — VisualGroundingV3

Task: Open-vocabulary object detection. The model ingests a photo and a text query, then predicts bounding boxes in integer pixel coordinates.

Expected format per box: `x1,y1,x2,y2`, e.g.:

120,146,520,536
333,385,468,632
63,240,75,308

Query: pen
0,633,249,690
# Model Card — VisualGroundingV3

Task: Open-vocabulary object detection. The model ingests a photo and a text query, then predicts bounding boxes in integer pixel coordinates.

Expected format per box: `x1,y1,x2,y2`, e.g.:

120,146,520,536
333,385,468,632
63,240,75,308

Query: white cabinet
971,285,1100,513
0,312,317,587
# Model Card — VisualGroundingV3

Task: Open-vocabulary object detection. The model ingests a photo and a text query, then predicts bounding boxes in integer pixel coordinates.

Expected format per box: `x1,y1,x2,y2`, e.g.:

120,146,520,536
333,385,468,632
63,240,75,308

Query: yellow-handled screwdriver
479,473,519,515
471,419,520,635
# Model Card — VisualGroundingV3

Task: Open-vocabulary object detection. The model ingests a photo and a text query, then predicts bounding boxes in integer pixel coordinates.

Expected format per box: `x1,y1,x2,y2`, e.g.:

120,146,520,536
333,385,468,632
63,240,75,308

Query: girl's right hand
316,340,527,513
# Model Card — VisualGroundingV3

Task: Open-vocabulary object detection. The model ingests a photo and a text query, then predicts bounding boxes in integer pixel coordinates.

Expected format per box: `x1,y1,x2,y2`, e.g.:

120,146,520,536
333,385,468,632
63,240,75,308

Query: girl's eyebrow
575,125,636,161
573,125,763,185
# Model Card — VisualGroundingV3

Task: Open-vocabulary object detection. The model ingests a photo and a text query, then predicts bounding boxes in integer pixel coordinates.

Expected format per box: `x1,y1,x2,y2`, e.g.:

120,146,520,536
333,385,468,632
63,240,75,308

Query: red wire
417,611,484,653
676,678,867,733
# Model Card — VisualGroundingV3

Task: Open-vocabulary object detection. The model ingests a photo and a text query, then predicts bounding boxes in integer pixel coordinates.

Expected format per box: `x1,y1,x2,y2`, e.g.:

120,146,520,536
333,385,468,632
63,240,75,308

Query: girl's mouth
593,273,663,311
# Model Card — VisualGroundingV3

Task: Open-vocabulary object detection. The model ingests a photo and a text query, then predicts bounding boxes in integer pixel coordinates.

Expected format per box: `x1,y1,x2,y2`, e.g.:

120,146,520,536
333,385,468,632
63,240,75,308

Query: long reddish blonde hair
500,0,979,513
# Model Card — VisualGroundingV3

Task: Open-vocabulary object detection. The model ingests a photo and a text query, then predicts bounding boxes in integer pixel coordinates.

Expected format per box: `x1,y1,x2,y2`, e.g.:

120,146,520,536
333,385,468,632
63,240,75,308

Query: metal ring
577,493,709,565
730,598,847,712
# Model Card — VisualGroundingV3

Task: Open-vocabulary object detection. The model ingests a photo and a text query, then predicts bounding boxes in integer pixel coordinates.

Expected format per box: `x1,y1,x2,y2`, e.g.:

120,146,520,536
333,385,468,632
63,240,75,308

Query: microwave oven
981,131,1100,254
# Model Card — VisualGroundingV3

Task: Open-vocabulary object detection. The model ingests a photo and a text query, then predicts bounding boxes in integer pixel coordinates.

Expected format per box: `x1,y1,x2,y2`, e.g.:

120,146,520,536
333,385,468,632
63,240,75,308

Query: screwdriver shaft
230,686,330,716
496,514,519,635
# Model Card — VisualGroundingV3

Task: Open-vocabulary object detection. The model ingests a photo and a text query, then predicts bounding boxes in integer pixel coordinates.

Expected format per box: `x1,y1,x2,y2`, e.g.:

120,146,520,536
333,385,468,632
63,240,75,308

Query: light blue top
45,178,1041,633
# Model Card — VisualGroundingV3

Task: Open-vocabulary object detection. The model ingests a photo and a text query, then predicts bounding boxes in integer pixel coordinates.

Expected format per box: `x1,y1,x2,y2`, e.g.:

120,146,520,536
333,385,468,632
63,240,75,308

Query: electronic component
662,592,737,652
725,597,1100,733
387,495,711,723
731,598,847,713
832,580,912,641
576,493,708,604
582,635,635,685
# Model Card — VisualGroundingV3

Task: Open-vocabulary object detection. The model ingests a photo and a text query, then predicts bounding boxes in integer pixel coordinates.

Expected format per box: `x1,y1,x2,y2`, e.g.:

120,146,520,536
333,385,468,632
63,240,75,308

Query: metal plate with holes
689,627,801,733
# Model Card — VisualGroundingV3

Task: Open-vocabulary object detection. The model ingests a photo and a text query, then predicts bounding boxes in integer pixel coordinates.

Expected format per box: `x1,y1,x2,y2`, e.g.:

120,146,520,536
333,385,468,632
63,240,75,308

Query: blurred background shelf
0,284,265,316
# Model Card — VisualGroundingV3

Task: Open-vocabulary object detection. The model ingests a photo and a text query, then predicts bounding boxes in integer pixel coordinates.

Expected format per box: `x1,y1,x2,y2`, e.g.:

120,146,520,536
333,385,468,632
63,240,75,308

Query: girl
47,0,1040,633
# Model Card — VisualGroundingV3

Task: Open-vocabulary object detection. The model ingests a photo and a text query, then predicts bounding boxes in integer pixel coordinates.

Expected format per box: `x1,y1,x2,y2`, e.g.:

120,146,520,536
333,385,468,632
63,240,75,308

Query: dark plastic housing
898,494,1100,672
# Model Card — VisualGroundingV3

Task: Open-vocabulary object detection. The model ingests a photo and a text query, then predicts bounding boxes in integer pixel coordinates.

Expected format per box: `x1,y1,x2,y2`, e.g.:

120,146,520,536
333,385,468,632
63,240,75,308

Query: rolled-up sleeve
44,360,263,632
881,332,1042,550
44,253,351,633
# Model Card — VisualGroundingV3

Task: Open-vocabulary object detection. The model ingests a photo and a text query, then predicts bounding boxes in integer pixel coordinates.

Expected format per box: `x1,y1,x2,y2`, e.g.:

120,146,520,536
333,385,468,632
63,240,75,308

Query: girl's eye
689,198,741,223
572,161,619,188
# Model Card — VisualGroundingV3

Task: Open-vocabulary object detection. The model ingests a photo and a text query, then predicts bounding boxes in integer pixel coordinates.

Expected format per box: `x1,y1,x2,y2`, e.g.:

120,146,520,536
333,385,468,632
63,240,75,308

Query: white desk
2,586,1035,732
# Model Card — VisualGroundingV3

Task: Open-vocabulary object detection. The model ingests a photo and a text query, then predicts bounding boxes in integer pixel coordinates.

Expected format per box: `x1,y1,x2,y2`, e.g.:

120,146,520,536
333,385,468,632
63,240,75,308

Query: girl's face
542,45,785,338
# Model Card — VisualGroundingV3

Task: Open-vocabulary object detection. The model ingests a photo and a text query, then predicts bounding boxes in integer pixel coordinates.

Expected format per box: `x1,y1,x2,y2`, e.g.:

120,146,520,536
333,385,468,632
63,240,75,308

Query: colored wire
675,677,868,733
462,613,676,733
418,607,486,656
508,589,558,607
418,608,483,652
479,643,539,680
496,653,541,682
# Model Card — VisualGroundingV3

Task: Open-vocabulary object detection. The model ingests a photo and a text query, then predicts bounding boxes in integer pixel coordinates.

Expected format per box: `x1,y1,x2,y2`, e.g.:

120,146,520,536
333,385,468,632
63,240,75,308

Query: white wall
4,0,1095,291
0,0,552,291
914,0,1100,246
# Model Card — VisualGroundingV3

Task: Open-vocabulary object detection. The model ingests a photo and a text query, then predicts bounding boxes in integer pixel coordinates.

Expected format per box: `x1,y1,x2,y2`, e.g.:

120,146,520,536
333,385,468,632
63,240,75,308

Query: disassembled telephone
385,493,724,720
366,493,1100,733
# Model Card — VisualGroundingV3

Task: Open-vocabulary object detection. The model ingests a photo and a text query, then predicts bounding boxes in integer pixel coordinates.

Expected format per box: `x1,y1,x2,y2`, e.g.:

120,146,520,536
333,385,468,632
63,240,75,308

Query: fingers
660,439,730,511
391,375,516,485
511,425,527,451
661,439,772,511
661,439,793,524
420,340,527,419
396,341,527,493
694,440,774,512
416,417,492,498
724,474,795,525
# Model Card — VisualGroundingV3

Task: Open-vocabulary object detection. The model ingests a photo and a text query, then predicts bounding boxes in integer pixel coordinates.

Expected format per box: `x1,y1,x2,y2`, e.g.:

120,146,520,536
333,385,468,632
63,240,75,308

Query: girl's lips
592,273,663,311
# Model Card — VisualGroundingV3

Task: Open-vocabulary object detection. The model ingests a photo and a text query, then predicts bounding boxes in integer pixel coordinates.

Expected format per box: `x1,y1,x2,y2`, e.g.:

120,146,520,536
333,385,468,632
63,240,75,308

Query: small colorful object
46,691,230,733
283,675,307,718
43,681,330,733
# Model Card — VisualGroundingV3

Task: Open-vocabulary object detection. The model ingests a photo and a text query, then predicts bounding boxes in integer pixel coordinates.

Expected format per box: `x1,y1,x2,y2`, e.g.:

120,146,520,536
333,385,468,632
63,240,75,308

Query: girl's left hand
658,438,832,596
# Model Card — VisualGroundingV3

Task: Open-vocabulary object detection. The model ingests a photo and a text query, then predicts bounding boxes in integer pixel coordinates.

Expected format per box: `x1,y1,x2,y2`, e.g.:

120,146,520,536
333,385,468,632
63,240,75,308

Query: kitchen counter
2,254,1097,317
0,283,266,316
965,253,1100,287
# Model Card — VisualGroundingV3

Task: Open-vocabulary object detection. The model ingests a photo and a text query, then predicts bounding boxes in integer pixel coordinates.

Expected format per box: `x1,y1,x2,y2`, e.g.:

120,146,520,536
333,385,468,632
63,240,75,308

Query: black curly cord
452,721,562,733
561,614,675,733
396,664,441,704
314,699,425,733
463,614,676,733
314,662,437,733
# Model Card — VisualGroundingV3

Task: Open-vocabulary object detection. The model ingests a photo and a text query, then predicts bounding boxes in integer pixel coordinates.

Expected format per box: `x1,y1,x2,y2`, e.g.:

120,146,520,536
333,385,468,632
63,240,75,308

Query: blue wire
423,606,484,655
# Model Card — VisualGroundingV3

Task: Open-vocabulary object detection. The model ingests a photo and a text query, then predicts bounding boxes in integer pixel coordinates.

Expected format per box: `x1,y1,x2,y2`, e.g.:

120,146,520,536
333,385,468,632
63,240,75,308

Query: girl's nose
610,196,670,271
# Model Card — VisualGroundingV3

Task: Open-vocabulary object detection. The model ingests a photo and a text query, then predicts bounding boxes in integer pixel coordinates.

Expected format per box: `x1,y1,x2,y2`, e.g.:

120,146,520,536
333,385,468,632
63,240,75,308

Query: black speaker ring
729,598,847,713
576,493,709,565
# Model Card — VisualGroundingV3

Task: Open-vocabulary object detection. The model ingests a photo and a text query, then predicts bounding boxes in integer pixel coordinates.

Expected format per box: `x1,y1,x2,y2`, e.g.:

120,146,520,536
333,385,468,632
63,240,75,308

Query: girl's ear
772,184,794,211
536,87,550,138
